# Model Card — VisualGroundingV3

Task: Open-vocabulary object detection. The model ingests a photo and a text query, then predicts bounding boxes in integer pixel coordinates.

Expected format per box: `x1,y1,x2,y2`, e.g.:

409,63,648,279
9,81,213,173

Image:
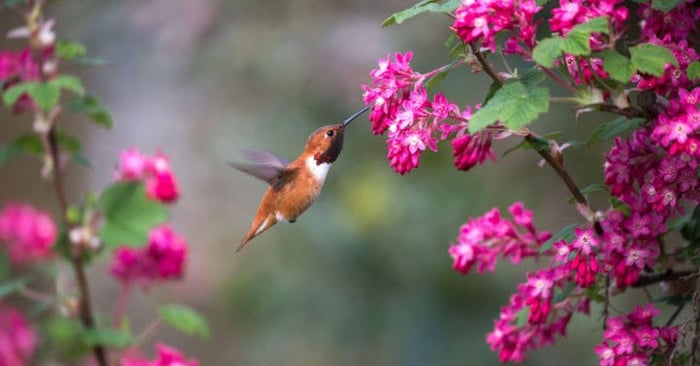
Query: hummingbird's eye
326,130,335,137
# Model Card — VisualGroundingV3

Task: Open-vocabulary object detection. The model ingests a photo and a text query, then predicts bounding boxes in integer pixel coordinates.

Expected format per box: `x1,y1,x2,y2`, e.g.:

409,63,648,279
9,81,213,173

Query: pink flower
110,224,188,287
0,203,57,264
451,132,495,171
121,343,198,366
116,148,180,203
0,305,37,366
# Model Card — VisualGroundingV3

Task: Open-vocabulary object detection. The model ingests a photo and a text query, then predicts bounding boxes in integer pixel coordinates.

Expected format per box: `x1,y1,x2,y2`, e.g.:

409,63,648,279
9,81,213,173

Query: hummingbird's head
307,124,345,165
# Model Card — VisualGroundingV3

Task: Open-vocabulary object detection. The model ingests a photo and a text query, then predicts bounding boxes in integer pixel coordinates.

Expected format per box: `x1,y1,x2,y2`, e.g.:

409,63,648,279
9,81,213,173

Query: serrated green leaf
468,80,549,133
630,43,678,77
68,95,113,129
599,50,635,83
687,61,700,81
651,0,683,12
382,0,460,27
588,117,646,145
50,75,85,97
82,327,133,348
533,17,608,68
532,37,565,68
515,307,530,328
97,182,168,248
56,40,87,60
158,304,210,340
540,223,578,254
519,69,546,87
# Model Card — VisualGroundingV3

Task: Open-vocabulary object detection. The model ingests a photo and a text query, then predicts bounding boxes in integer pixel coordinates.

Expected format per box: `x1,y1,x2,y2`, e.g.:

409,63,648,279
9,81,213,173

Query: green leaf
28,82,61,111
382,0,460,27
532,17,609,68
588,117,646,145
82,327,133,348
46,317,90,359
97,182,168,248
629,43,678,77
468,80,549,133
0,134,43,166
580,183,608,196
2,82,31,107
599,50,635,83
532,37,565,68
50,75,85,97
158,304,210,340
56,40,87,60
553,282,576,303
515,307,529,328
68,95,113,129
651,0,684,12
539,223,578,254
687,61,700,81
585,286,606,303
0,277,28,299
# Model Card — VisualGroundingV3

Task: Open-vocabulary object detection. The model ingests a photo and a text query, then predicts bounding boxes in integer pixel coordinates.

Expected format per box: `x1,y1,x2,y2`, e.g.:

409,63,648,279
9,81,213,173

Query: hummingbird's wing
229,149,297,191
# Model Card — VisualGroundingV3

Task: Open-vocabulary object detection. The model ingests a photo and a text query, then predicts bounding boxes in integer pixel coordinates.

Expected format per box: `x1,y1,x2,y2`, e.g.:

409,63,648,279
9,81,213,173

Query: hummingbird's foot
290,219,296,223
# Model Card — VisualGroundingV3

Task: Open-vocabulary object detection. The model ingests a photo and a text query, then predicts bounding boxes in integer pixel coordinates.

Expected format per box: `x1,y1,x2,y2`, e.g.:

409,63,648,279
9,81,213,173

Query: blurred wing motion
229,149,295,191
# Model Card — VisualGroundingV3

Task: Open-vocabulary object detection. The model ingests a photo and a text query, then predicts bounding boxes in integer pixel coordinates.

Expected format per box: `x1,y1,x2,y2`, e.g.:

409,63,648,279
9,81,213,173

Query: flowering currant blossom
0,203,57,264
363,51,496,174
0,305,37,366
110,224,188,287
116,147,180,203
121,343,199,366
452,0,541,55
448,202,551,274
595,304,676,366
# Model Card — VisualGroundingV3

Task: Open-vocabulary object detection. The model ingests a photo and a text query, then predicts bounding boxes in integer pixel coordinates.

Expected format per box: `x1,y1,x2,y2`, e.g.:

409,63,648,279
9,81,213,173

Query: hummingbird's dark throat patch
315,135,344,165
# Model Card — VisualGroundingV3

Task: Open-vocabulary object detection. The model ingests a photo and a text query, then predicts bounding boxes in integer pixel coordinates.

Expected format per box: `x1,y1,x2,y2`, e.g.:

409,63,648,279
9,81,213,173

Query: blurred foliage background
0,0,648,365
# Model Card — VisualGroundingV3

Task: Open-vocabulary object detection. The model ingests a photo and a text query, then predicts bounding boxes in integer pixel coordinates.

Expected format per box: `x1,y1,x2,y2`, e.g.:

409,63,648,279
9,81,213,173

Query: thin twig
540,67,577,94
666,303,686,327
632,270,695,288
469,42,503,86
603,275,610,330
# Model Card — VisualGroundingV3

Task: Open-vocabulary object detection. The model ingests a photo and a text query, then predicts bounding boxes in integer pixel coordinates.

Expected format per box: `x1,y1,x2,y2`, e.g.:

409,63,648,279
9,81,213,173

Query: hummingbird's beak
342,106,370,127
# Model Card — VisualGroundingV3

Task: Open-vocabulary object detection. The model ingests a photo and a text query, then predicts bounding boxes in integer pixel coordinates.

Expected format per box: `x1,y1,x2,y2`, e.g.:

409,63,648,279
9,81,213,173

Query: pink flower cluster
451,0,541,55
602,90,700,289
0,48,42,113
448,202,551,274
110,224,187,287
362,51,495,174
487,266,589,363
633,3,699,95
594,304,676,366
552,228,600,288
121,343,198,366
0,203,57,264
116,147,180,203
0,305,37,366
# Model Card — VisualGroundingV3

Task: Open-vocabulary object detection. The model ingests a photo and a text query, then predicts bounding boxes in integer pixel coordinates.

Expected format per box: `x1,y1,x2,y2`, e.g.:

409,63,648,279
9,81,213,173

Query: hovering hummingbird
231,106,369,251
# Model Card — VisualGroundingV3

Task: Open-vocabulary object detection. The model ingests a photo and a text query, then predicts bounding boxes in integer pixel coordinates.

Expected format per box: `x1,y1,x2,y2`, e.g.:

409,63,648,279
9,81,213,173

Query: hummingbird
231,106,369,251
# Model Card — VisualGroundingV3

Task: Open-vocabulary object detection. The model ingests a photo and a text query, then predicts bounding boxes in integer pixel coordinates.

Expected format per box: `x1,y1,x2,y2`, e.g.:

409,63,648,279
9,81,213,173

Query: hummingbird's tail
237,213,278,252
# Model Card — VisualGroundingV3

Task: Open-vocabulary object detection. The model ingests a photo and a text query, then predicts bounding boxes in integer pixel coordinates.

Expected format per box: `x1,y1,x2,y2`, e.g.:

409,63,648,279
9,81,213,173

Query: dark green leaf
599,50,635,83
588,117,646,145
382,0,460,27
651,0,684,12
68,95,113,129
611,197,631,216
46,317,90,360
82,327,133,348
580,183,608,196
687,61,700,81
158,304,210,339
630,43,678,77
56,40,87,60
532,17,609,68
468,80,549,133
535,0,551,5
584,286,606,303
553,282,576,303
0,277,28,299
515,307,529,328
539,223,578,254
97,182,168,248
0,134,43,166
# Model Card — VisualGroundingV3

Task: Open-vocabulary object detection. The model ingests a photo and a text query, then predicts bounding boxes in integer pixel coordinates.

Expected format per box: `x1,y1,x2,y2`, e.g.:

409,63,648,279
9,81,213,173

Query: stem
113,284,131,328
46,129,108,366
133,318,163,347
632,269,694,287
540,67,577,94
469,42,503,85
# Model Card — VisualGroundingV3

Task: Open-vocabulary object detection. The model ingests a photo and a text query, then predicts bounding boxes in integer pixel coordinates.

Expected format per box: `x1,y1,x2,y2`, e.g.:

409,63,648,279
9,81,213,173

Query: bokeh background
0,0,643,365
